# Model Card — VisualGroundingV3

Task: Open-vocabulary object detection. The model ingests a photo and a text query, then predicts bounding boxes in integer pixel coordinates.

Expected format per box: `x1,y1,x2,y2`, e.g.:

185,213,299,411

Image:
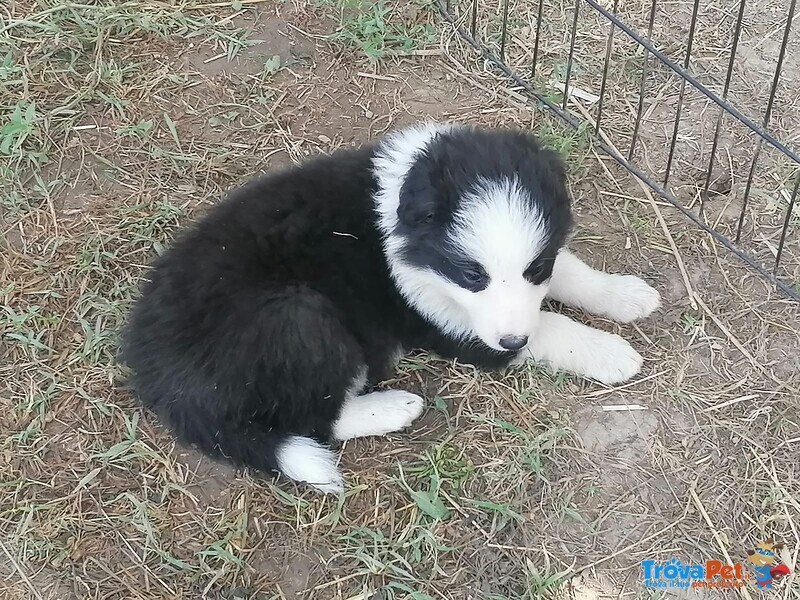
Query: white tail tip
276,436,343,494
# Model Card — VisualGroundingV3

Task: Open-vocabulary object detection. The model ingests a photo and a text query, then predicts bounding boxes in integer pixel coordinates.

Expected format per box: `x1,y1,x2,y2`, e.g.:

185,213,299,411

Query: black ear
397,162,436,226
539,147,569,186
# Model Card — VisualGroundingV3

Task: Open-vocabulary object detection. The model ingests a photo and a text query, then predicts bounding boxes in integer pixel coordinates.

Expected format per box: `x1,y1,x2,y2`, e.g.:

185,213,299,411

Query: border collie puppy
121,122,660,493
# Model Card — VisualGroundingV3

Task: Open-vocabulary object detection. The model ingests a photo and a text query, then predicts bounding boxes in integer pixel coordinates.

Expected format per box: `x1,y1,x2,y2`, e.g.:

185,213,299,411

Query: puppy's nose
499,335,528,351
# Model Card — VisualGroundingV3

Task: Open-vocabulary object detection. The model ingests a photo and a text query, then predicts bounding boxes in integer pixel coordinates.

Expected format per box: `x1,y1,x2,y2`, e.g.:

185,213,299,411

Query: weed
1,305,58,356
0,101,43,164
331,0,434,60
485,563,570,600
6,371,59,446
91,411,162,467
263,54,283,76
466,498,523,534
383,582,437,600
524,563,571,599
115,491,197,573
335,522,455,585
405,441,475,490
117,119,154,139
521,362,577,390
490,417,569,479
195,507,249,572
533,117,592,174
398,463,451,521
680,311,701,334
554,489,584,523
624,210,656,234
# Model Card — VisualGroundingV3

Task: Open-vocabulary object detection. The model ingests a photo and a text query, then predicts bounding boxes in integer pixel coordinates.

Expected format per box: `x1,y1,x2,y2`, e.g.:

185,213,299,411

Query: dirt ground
2,1,799,599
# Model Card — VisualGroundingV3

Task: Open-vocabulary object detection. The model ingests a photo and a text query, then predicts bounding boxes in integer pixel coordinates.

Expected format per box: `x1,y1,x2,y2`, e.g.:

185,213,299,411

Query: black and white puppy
121,122,660,493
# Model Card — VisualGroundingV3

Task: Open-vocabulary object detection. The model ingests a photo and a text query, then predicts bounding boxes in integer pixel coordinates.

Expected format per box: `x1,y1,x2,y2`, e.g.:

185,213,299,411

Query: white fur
276,436,343,494
443,178,550,350
547,250,661,323
512,312,644,384
332,390,425,440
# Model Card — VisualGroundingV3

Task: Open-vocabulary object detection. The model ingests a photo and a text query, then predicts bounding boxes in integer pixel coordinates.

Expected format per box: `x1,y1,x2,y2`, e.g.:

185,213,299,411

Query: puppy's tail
273,435,343,494
179,419,343,494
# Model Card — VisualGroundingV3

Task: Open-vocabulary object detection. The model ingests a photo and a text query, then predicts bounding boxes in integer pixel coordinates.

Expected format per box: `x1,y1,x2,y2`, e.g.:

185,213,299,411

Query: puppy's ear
539,147,569,187
397,161,436,226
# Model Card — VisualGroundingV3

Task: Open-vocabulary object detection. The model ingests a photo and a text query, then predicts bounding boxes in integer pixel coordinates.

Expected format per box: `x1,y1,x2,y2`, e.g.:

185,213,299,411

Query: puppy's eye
464,269,484,283
461,266,489,291
524,259,552,284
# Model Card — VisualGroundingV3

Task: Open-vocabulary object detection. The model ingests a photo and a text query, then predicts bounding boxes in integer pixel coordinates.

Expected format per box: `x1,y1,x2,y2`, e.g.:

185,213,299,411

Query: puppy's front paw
580,331,644,385
375,391,425,434
601,275,661,323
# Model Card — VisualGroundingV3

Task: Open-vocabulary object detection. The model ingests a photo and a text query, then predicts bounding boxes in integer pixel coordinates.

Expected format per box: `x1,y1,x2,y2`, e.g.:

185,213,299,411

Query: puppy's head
377,124,572,352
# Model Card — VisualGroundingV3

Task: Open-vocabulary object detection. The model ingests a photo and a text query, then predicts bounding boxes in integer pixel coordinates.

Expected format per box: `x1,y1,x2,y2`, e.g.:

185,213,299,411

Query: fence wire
437,0,800,301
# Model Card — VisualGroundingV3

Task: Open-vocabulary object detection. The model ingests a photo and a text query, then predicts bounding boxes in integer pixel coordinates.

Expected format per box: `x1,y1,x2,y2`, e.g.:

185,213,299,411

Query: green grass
7,371,59,446
623,210,657,235
328,0,435,60
489,417,570,480
680,310,701,334
532,116,593,175
2,304,58,356
404,441,475,491
333,520,456,591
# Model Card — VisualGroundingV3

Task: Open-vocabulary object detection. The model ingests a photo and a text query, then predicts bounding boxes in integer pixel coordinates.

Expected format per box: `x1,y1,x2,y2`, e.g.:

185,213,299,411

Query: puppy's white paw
277,436,343,494
369,391,425,435
600,275,661,323
333,390,424,440
581,330,644,384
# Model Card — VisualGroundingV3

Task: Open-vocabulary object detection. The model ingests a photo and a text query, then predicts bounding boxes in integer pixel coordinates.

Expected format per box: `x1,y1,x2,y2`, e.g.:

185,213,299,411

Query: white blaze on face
447,178,550,351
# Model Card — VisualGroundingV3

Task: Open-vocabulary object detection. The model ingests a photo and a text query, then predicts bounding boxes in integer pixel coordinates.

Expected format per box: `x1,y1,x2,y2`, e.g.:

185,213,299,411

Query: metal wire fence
436,0,800,300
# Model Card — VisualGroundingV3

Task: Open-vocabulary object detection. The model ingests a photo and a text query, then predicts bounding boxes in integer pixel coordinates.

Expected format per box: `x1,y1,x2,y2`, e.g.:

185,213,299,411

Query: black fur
120,124,572,480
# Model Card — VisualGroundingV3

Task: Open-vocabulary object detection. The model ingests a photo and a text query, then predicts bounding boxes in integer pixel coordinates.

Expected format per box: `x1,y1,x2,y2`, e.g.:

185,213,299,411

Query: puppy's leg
547,250,660,323
332,390,425,441
512,312,643,384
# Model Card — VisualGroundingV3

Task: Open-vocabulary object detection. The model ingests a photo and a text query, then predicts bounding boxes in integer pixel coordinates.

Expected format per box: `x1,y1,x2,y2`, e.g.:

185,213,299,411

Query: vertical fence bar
738,143,762,241
774,174,800,272
500,0,511,61
531,0,545,81
700,0,747,221
628,0,659,160
562,0,581,112
470,0,478,37
736,0,797,242
663,0,701,187
596,0,621,134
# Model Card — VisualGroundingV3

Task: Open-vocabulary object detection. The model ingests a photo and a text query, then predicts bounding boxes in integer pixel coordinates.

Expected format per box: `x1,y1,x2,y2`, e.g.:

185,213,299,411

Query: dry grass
2,0,799,599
